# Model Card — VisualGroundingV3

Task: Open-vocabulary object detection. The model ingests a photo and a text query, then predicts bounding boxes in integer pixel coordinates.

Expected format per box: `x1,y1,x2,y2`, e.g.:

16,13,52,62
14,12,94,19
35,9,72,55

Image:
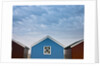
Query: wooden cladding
12,41,29,58
65,41,84,59
71,42,84,59
12,41,24,58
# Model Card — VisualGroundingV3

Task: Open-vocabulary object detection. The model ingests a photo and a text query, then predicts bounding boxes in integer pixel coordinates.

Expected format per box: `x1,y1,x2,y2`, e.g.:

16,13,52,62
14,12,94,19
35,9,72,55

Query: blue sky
13,5,84,47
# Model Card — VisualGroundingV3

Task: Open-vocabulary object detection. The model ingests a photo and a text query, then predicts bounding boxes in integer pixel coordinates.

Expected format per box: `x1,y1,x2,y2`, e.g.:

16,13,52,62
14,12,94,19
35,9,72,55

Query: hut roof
31,35,65,48
64,39,83,49
12,39,29,49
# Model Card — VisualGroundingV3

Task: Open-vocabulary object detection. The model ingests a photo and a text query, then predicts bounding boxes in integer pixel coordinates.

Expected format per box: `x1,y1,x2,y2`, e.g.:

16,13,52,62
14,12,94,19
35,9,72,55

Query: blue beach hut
30,36,65,59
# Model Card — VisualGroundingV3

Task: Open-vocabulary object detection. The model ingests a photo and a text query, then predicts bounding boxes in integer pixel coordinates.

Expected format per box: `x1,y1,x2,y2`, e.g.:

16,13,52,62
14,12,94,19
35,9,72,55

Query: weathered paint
24,47,29,58
31,38,64,59
64,47,72,59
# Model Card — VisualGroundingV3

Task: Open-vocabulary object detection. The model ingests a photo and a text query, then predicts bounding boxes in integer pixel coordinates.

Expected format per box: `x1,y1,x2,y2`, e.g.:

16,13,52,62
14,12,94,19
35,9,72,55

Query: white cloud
40,24,47,28
13,5,84,48
17,21,23,25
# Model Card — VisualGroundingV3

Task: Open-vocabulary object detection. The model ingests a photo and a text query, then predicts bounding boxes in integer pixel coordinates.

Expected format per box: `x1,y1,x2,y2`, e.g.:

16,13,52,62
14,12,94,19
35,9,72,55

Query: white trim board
12,39,29,48
31,35,65,48
71,40,83,48
64,40,83,49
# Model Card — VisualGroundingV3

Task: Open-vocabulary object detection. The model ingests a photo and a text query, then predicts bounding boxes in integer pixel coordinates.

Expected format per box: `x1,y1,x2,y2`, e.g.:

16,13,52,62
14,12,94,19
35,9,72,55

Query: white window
43,46,51,55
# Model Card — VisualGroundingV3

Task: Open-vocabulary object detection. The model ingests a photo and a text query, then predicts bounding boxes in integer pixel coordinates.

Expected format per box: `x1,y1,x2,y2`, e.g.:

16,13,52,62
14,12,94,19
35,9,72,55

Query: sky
13,5,84,48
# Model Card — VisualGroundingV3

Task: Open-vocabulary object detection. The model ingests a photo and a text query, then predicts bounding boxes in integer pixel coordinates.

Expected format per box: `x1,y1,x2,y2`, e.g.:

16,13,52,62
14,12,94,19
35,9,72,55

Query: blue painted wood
31,38,64,59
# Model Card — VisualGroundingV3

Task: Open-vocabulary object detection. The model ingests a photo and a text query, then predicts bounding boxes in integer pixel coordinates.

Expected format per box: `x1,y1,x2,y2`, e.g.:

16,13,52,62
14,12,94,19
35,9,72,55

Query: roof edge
31,35,65,48
12,39,29,48
64,39,84,49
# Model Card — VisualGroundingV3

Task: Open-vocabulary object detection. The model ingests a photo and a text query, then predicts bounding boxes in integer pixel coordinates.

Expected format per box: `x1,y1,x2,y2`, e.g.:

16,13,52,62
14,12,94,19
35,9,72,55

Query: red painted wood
12,41,24,58
71,42,84,59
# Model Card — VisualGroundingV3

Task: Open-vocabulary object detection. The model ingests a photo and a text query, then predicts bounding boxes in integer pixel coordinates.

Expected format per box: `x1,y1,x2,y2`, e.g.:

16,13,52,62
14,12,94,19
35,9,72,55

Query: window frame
43,46,51,55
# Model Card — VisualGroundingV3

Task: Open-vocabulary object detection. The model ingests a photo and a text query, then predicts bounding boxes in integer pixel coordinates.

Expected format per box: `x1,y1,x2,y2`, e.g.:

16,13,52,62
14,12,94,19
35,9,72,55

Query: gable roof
64,39,83,49
31,35,65,48
12,39,29,49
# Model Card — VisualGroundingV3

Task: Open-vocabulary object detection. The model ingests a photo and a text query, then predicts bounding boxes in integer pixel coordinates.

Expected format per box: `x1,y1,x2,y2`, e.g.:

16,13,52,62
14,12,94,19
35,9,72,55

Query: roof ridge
31,35,65,48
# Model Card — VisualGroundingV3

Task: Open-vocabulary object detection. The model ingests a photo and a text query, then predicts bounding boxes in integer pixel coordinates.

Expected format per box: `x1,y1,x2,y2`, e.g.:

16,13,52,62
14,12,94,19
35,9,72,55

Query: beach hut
64,40,84,59
12,40,29,58
30,36,65,59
